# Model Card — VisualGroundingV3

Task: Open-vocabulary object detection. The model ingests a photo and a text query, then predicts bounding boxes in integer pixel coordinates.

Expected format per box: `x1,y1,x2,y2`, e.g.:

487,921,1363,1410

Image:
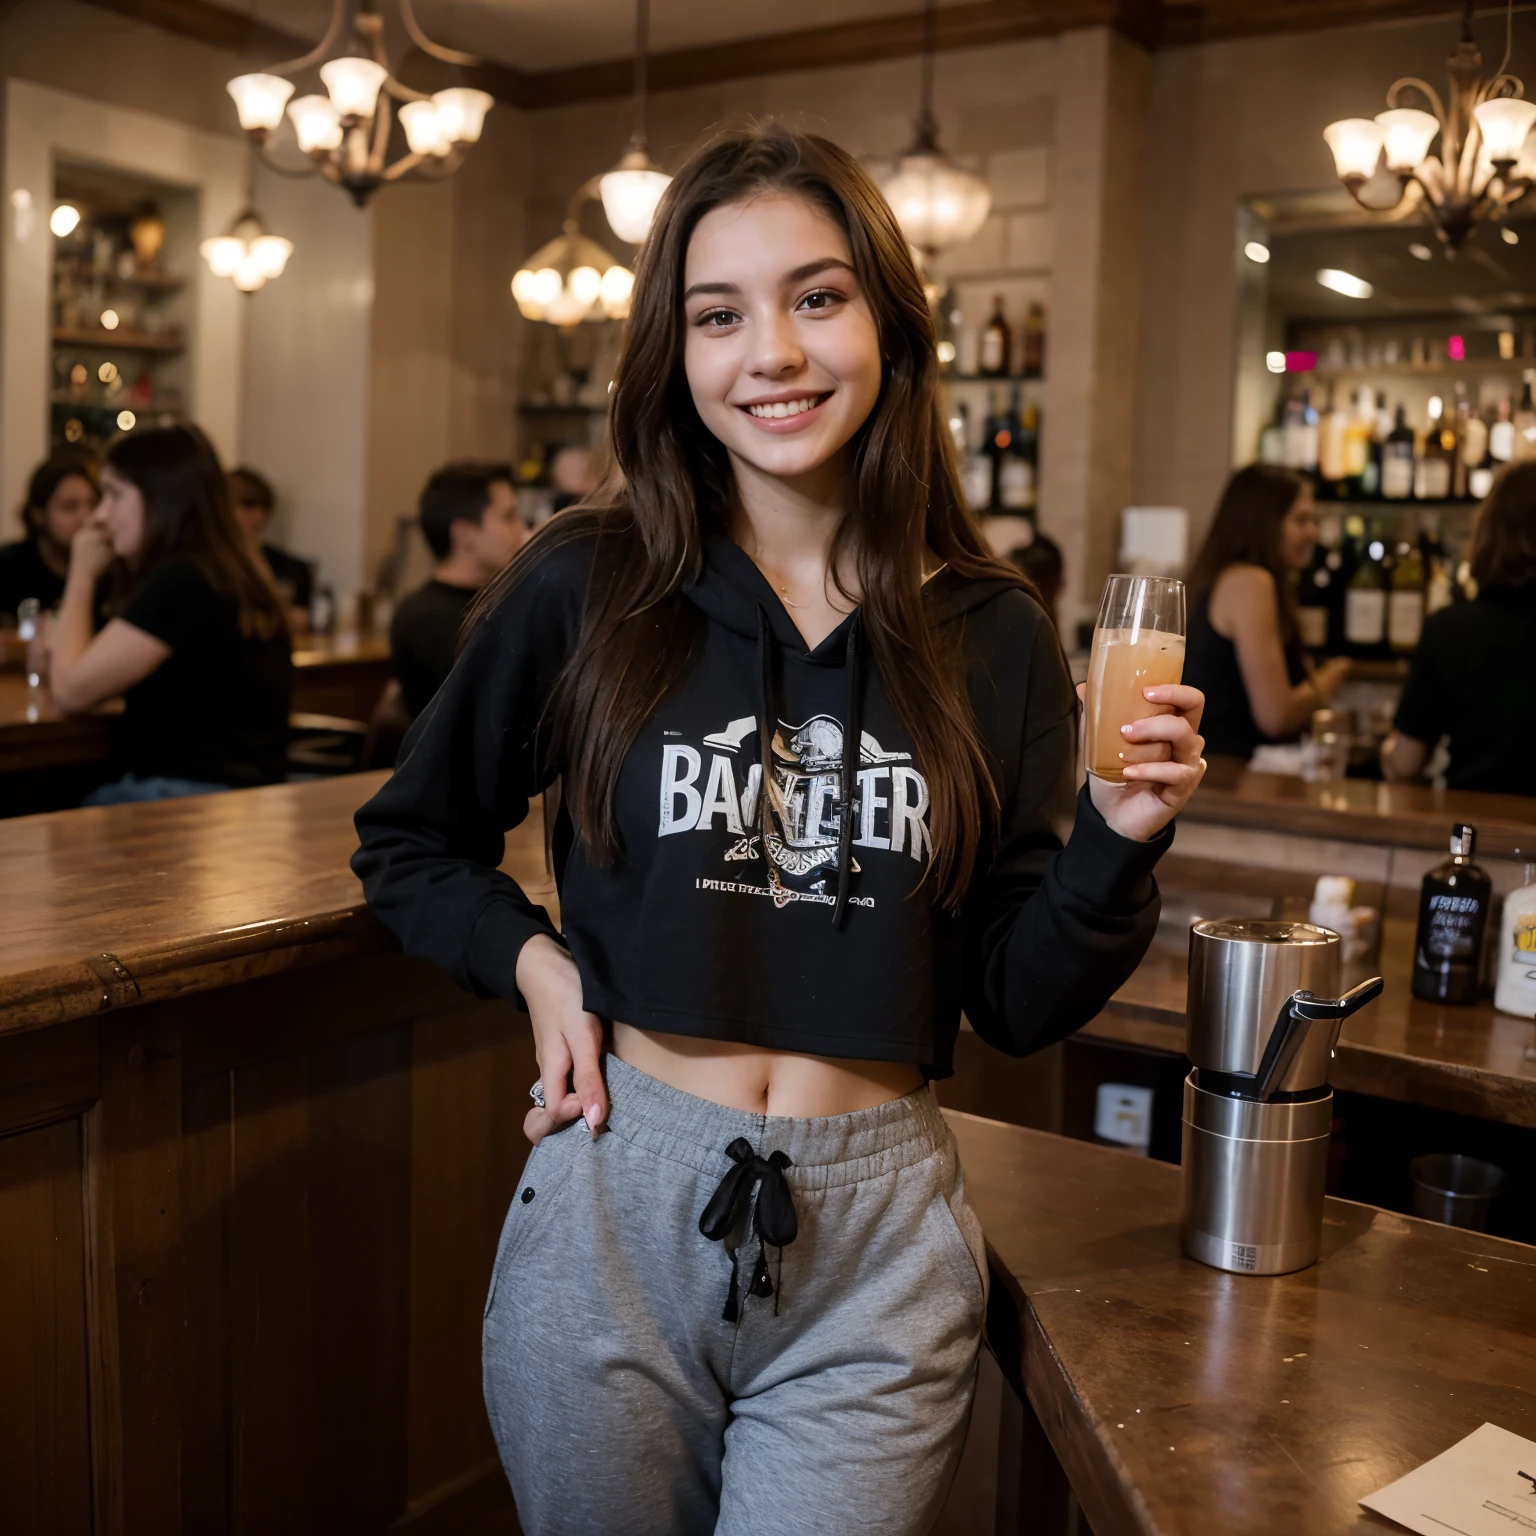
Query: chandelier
225,0,493,209
201,208,293,292
511,197,635,327
874,0,991,255
1323,0,1536,249
597,0,671,244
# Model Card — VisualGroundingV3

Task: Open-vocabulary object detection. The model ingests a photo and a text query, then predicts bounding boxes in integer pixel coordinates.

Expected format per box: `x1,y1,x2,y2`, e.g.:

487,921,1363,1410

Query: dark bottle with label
979,295,1010,377
1412,824,1493,1004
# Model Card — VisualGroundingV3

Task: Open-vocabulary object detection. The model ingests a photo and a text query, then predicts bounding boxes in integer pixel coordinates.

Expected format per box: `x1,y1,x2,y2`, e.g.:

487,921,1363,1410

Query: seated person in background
1184,465,1350,760
0,455,98,620
548,444,598,515
1382,461,1536,795
980,514,1064,635
48,425,294,804
228,465,313,634
390,461,529,718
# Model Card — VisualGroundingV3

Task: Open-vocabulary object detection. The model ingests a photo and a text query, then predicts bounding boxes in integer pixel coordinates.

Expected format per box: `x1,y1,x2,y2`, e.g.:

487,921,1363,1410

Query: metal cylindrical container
1187,920,1341,1091
1180,1072,1333,1275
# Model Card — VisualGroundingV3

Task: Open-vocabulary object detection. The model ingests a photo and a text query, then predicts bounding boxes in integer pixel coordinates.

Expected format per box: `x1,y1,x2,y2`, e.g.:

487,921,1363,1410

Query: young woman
354,124,1204,1535
0,454,98,620
49,424,294,803
1383,460,1536,793
1184,464,1350,760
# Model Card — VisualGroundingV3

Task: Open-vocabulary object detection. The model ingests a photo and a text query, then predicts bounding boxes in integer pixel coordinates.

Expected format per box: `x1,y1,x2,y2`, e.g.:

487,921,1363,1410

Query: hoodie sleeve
350,538,591,1003
961,594,1171,1059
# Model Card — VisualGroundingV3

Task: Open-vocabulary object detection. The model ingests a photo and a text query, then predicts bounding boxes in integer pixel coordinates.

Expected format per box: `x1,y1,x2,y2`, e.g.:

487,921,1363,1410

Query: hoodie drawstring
753,602,863,929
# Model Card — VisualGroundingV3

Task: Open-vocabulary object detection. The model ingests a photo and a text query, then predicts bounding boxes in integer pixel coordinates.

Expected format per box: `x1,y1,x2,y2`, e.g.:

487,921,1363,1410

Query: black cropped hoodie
352,529,1171,1077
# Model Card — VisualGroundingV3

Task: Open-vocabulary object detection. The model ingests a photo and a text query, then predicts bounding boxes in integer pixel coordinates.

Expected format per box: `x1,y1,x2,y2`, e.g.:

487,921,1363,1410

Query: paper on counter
1361,1422,1536,1535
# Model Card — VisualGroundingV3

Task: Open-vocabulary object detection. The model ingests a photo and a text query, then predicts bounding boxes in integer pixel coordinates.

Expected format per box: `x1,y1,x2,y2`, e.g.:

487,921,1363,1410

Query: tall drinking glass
1085,575,1186,785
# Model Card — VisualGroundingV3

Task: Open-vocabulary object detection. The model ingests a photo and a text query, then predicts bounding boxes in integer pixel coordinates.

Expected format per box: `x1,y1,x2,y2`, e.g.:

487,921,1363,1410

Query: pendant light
200,156,293,292
875,0,992,255
597,0,671,244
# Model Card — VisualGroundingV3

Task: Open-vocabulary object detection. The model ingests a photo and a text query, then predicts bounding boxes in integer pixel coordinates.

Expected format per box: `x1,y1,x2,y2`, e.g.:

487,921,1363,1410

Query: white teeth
747,396,822,419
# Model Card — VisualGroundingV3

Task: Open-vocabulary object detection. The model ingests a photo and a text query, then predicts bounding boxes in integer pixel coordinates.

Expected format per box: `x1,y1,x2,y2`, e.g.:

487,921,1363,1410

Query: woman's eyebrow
682,257,855,303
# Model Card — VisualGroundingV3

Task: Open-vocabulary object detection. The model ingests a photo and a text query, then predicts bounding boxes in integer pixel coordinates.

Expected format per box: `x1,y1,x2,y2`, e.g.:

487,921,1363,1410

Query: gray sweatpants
482,1054,987,1536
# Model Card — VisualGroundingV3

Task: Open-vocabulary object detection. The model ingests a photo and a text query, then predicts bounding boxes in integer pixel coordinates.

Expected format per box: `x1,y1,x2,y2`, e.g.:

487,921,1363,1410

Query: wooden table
0,633,394,815
0,774,554,1534
953,1111,1536,1536
1187,759,1536,860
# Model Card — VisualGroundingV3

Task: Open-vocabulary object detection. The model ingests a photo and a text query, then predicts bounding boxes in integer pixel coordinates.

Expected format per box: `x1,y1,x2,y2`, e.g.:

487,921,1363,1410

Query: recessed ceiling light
1265,351,1286,373
1408,242,1434,261
1502,227,1519,245
1316,268,1373,299
1244,241,1271,264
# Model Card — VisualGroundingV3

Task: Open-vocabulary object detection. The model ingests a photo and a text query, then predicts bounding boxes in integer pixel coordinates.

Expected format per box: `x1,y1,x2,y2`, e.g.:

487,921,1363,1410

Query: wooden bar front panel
0,951,535,1535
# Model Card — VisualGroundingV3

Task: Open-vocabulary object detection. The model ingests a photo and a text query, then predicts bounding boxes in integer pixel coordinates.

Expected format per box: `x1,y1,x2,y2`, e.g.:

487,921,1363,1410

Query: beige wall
1132,10,1536,549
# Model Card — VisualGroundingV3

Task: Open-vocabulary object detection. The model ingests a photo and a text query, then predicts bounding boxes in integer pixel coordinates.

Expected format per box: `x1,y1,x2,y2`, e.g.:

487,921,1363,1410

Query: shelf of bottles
936,290,1046,518
49,187,189,457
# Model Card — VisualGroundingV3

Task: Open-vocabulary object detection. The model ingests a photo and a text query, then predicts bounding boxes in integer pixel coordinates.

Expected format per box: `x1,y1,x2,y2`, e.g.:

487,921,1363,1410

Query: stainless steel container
1180,919,1382,1277
1180,1074,1333,1274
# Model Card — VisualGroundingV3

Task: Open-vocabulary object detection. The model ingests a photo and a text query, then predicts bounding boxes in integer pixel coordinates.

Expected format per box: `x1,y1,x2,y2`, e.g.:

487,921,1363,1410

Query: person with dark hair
228,465,314,632
1184,464,1350,760
353,122,1203,1533
0,455,99,619
47,425,293,803
1383,460,1536,793
388,461,528,718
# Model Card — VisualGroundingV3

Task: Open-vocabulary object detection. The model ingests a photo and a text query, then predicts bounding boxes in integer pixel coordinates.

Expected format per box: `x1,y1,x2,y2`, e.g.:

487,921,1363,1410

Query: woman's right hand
515,934,607,1146
1313,655,1352,700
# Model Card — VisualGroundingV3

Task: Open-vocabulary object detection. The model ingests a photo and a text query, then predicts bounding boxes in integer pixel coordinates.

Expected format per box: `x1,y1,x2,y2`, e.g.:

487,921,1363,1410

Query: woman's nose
748,311,805,378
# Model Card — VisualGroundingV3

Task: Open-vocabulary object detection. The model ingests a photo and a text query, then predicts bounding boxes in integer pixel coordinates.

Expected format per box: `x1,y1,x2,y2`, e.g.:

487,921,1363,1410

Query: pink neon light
1447,334,1466,361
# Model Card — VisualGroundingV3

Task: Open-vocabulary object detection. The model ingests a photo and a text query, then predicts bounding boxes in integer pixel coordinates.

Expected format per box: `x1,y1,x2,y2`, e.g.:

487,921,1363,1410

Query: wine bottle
1021,302,1045,378
1343,524,1388,654
1388,540,1425,652
1414,395,1452,500
1296,535,1333,651
1344,385,1372,495
1490,396,1515,466
1412,825,1493,1005
1515,371,1536,460
998,388,1033,510
979,296,1010,377
1317,386,1349,494
1382,404,1415,500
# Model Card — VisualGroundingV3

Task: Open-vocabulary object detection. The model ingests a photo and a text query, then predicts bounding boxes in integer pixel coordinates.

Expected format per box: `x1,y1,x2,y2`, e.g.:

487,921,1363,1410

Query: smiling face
681,192,883,491
94,465,148,560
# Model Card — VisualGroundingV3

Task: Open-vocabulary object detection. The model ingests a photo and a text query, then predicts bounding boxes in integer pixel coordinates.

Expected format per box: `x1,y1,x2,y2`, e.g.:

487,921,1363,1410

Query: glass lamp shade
433,88,493,144
227,73,295,134
233,252,268,293
200,236,246,278
399,101,451,157
511,226,623,325
250,235,293,279
879,151,991,253
1375,108,1439,172
320,56,388,121
1473,96,1536,163
1323,118,1385,180
599,264,635,319
599,147,671,244
288,94,343,154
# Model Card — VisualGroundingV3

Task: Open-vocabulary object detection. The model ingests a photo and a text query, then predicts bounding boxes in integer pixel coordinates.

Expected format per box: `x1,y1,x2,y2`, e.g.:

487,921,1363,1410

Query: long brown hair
107,424,288,640
1470,459,1536,590
1186,464,1308,645
479,122,1025,908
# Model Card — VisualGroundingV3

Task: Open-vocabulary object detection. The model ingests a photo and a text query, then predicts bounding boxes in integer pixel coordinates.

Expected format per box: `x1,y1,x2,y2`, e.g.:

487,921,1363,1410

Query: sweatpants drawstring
699,1137,798,1322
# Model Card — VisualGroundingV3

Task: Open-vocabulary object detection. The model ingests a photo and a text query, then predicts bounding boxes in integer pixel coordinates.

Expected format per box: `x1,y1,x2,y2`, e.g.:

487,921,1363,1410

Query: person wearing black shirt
48,425,293,803
228,465,314,633
389,461,530,718
1384,462,1536,795
0,455,98,620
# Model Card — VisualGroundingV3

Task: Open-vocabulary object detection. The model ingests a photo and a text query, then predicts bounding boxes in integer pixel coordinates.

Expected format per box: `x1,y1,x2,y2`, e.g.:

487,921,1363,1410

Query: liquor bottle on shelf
947,399,970,458
1017,397,1040,508
1422,518,1455,615
1343,523,1389,655
979,296,1010,377
1344,386,1373,496
1317,386,1349,495
1412,824,1492,1006
984,389,1010,509
1515,371,1536,459
1489,396,1515,467
1455,390,1485,500
1259,393,1285,465
997,388,1035,511
1466,404,1495,500
1296,520,1336,650
1382,404,1416,500
1283,388,1319,473
1021,302,1045,377
937,286,961,375
1414,395,1452,500
1388,539,1425,652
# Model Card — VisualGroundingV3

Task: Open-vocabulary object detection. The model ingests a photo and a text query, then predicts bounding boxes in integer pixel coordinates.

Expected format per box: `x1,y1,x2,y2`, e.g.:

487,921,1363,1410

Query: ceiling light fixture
597,0,672,245
226,0,493,209
1324,0,1534,249
512,183,634,327
1408,241,1435,259
1244,241,1271,263
50,203,81,238
1317,268,1374,299
873,0,992,255
201,207,294,292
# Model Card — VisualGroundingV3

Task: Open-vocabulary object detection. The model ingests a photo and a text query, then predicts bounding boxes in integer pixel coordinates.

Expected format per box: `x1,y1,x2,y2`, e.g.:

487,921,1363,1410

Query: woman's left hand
68,523,115,584
1080,683,1206,843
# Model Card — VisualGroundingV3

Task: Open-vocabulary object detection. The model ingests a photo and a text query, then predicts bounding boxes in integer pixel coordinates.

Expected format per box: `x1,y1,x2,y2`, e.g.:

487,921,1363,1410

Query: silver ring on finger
529,1079,546,1110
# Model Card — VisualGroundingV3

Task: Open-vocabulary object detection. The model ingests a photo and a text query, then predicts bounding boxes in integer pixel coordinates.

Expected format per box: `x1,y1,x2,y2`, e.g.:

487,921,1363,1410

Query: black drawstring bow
698,1137,798,1322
